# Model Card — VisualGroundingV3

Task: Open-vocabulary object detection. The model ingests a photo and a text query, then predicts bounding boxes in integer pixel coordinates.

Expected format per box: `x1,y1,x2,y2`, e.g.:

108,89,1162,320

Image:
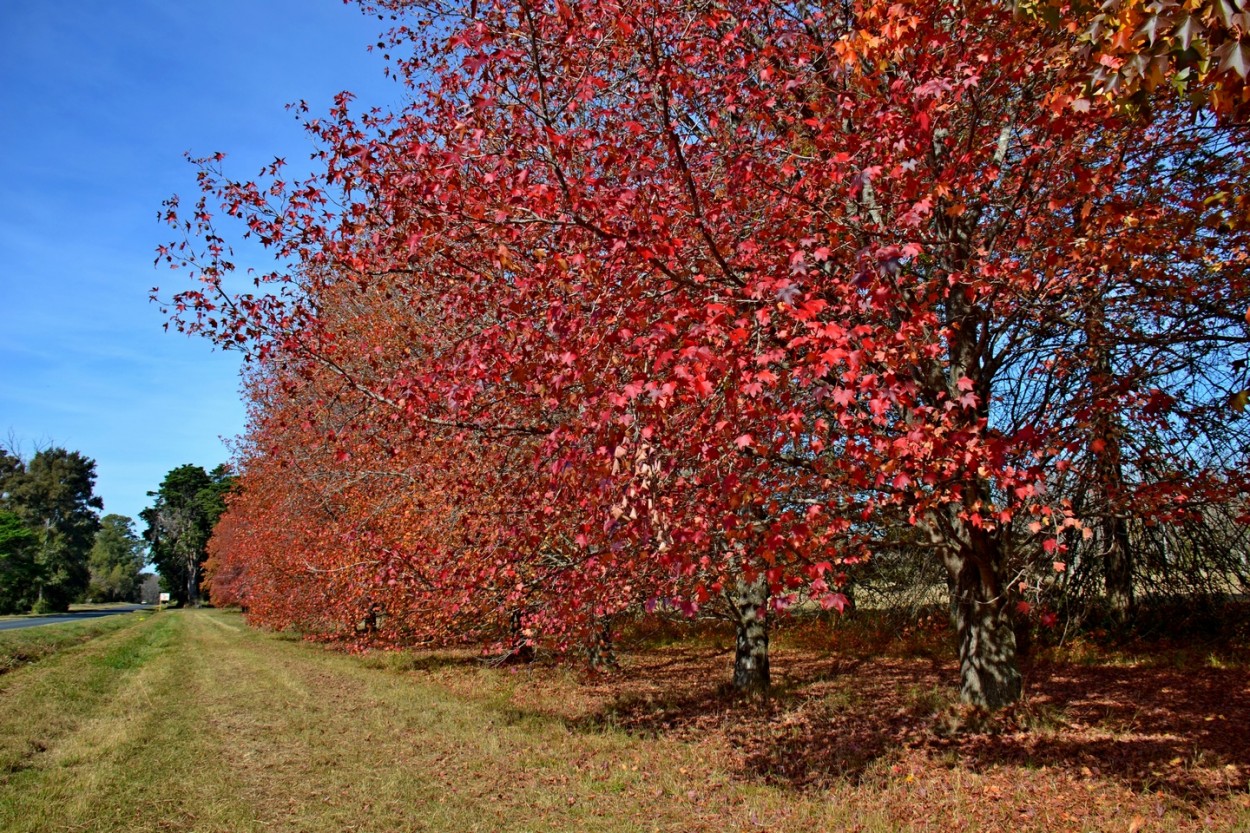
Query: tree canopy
161,0,1250,707
0,447,103,613
142,464,236,606
0,510,39,615
1016,0,1250,119
87,514,147,603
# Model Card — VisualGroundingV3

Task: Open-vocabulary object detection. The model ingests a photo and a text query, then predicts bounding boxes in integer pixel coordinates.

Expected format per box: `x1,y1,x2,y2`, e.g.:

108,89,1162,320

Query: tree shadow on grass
357,648,486,674
570,648,948,785
565,645,1249,804
946,661,1250,804
571,646,751,735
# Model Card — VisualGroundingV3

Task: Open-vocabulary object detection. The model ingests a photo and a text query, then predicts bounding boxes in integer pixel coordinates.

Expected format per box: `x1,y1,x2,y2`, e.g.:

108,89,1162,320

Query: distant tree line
0,443,234,614
0,446,105,613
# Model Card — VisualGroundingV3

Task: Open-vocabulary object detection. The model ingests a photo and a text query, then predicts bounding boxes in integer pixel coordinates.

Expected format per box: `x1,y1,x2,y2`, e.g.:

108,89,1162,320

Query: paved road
0,604,155,632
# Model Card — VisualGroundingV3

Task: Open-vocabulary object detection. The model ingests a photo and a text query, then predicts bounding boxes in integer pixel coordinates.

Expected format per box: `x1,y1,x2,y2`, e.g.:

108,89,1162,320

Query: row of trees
0,444,233,613
166,0,1250,708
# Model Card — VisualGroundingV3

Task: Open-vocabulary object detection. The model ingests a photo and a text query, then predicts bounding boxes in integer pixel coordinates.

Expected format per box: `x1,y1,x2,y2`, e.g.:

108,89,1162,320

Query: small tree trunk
841,577,857,614
1103,516,1134,620
730,576,770,694
586,616,618,670
948,548,1021,710
182,546,201,607
509,609,534,663
1086,292,1135,621
358,602,379,635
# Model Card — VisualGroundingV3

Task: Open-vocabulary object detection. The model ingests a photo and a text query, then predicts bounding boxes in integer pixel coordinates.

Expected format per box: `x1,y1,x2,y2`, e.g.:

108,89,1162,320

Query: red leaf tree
170,0,1250,706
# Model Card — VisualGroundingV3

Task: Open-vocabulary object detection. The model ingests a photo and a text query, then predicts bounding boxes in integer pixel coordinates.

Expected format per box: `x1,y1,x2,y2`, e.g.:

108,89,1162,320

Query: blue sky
0,1,400,526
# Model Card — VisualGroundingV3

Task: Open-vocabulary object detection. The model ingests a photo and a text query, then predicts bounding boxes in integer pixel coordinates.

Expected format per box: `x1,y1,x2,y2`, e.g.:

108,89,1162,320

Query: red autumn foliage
172,0,1250,707
1016,0,1250,121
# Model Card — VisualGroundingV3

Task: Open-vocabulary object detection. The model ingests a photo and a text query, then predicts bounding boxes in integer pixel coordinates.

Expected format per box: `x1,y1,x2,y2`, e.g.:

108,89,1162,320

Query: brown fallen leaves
405,619,1250,833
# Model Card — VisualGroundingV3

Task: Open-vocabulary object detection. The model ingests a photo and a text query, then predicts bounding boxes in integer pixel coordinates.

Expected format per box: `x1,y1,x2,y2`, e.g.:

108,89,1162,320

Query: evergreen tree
0,510,39,614
87,514,146,602
0,447,103,612
142,464,236,606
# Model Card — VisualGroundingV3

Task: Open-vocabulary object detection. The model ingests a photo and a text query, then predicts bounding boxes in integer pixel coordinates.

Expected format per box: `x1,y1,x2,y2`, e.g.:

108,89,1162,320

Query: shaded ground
417,622,1250,832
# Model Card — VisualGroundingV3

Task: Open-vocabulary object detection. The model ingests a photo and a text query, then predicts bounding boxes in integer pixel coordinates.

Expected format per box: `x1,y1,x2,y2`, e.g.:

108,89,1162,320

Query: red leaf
820,592,849,613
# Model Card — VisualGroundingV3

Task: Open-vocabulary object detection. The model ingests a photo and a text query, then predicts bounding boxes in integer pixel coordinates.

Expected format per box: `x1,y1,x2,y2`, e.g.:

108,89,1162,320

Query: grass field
0,609,1246,832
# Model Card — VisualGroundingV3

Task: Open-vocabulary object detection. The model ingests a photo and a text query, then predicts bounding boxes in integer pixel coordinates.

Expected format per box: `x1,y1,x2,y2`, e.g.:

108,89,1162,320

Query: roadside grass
0,608,1246,832
64,602,149,612
0,612,261,833
0,610,892,833
0,614,147,674
0,602,148,622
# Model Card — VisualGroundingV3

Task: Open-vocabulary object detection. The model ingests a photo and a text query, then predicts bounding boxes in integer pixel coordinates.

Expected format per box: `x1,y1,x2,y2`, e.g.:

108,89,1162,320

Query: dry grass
0,609,1246,832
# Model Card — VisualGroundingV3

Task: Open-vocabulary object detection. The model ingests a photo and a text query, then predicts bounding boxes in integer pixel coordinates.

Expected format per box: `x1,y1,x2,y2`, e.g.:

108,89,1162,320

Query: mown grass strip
172,609,837,833
7,609,1244,832
0,614,171,778
0,612,265,833
0,613,147,675
0,610,884,833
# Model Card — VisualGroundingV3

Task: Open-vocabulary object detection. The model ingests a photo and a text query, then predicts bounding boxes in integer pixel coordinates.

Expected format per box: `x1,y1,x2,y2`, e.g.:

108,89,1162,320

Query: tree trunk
930,239,1020,710
186,557,200,607
586,615,618,670
947,543,1022,710
508,608,534,663
730,576,770,694
1103,515,1134,620
1086,292,1135,621
358,602,379,635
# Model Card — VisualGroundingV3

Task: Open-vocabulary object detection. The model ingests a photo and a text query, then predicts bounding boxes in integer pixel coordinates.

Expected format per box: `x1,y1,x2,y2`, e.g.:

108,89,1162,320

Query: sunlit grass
0,609,1245,832
0,614,145,674
0,610,895,833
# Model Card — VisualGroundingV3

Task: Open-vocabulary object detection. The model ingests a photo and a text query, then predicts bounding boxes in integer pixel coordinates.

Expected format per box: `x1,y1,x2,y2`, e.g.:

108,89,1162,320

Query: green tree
142,464,235,606
87,514,146,603
0,510,39,614
0,447,103,613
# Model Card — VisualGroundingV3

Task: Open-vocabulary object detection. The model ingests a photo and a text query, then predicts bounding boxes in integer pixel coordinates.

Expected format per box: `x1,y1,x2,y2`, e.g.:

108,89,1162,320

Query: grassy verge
0,614,148,674
0,610,872,832
0,603,149,625
0,609,1245,832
